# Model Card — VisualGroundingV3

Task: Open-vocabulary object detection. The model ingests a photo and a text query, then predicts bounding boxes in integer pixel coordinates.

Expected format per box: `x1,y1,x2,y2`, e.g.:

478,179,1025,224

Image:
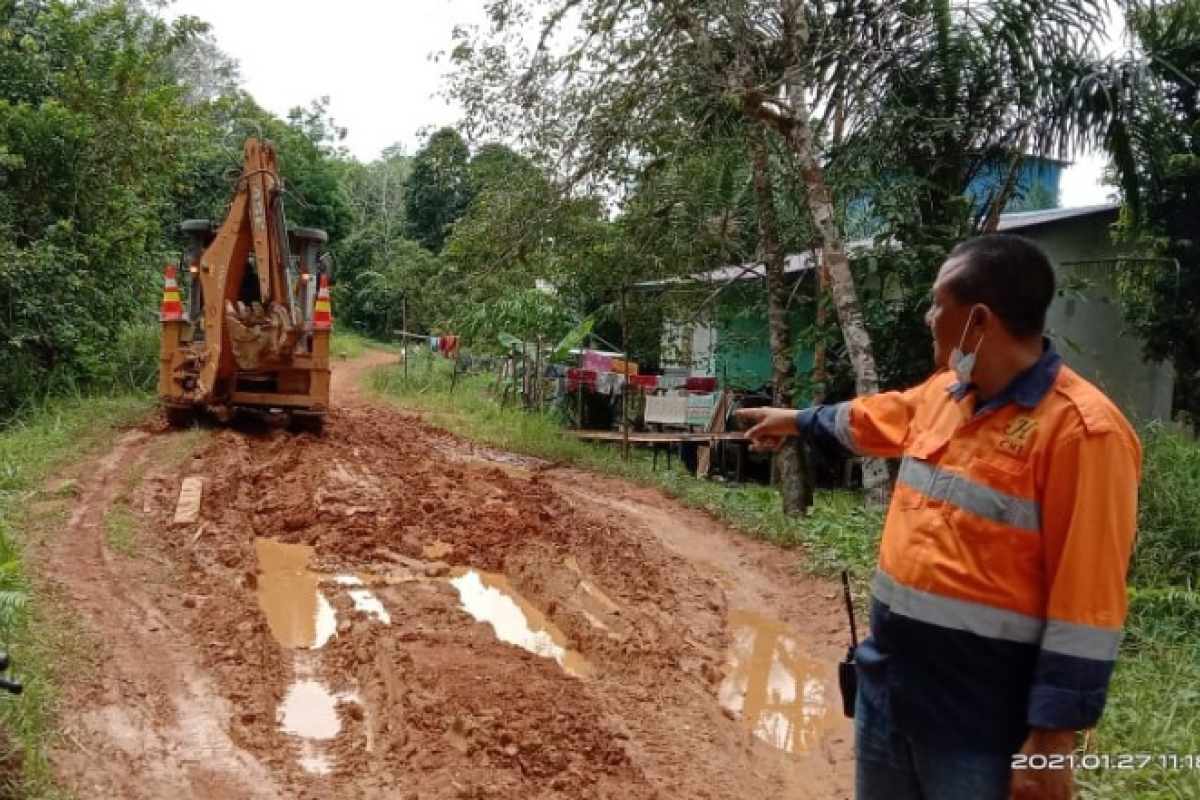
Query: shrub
1131,423,1200,587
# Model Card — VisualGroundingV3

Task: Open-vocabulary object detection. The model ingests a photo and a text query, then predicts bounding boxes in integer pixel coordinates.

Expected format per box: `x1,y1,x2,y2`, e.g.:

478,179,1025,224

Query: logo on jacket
999,416,1038,456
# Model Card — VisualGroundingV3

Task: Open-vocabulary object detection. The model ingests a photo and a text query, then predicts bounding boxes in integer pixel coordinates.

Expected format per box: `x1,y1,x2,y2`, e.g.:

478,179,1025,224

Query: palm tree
798,0,1113,392
1065,0,1200,419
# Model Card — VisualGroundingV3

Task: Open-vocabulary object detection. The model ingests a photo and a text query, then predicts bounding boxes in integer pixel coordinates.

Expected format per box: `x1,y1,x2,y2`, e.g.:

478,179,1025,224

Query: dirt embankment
38,351,853,799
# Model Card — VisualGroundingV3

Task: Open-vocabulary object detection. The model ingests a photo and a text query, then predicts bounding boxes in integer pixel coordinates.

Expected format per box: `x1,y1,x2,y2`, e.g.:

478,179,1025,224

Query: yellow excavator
158,137,332,431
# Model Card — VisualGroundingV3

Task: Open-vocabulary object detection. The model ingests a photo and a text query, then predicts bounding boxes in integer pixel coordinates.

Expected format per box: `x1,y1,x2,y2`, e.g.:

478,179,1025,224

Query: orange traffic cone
160,264,184,322
312,274,332,330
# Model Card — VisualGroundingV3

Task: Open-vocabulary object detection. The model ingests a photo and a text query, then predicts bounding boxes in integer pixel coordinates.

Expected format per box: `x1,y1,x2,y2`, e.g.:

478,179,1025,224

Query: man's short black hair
946,233,1056,339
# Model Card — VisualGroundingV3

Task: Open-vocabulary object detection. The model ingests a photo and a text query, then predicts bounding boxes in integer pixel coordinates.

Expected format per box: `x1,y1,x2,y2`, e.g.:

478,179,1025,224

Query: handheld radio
838,570,858,718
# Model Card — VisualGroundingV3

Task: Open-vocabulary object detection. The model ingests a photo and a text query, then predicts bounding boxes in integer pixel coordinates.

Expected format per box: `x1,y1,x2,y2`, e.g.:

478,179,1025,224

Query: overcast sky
166,0,1114,208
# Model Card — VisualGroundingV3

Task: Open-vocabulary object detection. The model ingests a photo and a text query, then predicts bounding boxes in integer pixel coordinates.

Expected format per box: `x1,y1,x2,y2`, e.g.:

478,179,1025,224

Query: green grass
1076,587,1200,799
364,346,1200,800
331,330,398,361
1071,424,1200,798
1130,423,1200,587
102,503,138,557
0,394,152,797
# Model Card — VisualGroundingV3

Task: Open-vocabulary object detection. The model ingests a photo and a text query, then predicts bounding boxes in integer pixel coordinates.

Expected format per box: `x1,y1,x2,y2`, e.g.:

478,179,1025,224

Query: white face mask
949,315,984,385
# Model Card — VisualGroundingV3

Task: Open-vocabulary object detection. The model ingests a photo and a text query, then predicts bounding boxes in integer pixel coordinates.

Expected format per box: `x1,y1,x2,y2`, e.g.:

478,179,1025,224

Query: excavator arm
158,137,331,424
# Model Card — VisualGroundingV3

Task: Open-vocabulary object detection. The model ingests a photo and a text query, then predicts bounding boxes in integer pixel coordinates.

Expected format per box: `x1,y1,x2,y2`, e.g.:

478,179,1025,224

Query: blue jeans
855,690,1013,800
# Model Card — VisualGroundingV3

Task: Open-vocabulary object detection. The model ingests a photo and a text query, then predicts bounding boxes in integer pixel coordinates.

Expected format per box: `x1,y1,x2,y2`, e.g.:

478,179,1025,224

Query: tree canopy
3,0,1198,435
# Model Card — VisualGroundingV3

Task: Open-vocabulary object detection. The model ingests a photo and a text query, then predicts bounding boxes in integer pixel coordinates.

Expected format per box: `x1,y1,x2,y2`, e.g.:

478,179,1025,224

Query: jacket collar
949,337,1062,410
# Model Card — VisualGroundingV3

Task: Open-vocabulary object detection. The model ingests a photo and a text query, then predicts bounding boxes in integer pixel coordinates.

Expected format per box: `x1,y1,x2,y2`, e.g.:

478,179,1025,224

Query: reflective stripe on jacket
803,347,1141,752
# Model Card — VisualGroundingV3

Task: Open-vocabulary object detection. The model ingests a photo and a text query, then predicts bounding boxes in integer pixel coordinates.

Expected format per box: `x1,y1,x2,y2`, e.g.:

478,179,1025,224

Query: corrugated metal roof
635,203,1122,291
634,249,848,290
997,203,1119,231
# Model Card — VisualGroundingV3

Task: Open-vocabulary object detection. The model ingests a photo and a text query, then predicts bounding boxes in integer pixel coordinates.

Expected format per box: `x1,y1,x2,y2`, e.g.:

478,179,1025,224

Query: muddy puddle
255,539,385,775
719,609,839,757
255,539,593,680
254,538,393,649
335,576,392,624
255,540,837,768
279,679,341,741
278,675,364,776
253,538,338,649
449,568,592,677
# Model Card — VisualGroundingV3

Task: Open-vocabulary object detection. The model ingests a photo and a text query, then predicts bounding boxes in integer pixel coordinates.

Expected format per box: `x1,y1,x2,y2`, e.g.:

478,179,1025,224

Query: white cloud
166,1,1113,206
166,0,489,162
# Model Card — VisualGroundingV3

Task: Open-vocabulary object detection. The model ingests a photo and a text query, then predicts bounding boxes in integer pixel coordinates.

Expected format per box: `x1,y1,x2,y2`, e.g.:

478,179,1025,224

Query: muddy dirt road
41,352,853,799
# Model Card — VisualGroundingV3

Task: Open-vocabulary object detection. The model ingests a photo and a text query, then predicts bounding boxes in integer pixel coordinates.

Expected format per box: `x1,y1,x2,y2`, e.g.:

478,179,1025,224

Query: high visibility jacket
801,343,1141,753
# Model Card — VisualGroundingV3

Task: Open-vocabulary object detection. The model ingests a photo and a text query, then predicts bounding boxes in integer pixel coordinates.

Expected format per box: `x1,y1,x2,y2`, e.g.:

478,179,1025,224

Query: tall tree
0,0,205,413
814,0,1109,388
1073,0,1200,420
748,123,813,513
405,127,472,253
443,141,615,348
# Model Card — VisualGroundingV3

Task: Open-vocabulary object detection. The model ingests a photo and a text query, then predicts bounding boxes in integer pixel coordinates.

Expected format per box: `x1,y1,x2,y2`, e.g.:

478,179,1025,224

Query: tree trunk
773,0,890,503
667,0,890,502
620,288,630,461
812,255,830,404
747,124,812,516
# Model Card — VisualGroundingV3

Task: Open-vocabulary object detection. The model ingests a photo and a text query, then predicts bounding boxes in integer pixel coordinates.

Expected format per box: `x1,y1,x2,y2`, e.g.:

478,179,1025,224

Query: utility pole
620,287,630,461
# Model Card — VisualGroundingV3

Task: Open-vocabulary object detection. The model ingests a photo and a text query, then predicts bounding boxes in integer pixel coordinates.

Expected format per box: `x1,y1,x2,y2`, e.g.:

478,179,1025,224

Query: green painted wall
713,283,817,393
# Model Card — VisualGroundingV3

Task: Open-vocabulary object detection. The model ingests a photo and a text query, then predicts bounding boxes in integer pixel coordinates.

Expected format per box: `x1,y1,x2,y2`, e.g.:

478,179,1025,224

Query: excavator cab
159,138,332,430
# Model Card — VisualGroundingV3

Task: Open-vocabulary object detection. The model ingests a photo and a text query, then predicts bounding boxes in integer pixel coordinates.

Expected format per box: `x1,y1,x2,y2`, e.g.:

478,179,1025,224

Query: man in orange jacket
737,234,1141,800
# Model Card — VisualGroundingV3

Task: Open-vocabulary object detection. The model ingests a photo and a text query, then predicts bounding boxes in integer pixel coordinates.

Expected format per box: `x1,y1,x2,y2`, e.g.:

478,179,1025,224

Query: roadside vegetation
369,347,1200,799
0,396,151,798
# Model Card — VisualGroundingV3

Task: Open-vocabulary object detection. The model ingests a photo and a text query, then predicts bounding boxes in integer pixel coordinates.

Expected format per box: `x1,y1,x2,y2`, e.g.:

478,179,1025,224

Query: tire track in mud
44,352,853,799
49,429,284,800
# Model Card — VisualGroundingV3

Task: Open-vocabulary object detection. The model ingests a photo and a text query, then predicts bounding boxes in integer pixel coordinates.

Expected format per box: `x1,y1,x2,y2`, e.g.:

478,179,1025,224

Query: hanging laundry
566,368,597,392
440,335,460,359
597,372,625,396
582,350,613,373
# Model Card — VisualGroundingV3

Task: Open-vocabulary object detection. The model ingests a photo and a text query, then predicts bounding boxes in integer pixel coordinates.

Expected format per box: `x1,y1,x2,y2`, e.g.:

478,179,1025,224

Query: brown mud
39,350,853,799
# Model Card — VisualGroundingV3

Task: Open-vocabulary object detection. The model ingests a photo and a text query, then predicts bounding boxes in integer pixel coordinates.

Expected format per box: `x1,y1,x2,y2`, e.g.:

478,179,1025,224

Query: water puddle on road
256,539,384,776
279,679,341,740
254,539,337,649
449,569,591,677
718,610,838,757
277,677,364,775
255,538,392,648
336,576,392,624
